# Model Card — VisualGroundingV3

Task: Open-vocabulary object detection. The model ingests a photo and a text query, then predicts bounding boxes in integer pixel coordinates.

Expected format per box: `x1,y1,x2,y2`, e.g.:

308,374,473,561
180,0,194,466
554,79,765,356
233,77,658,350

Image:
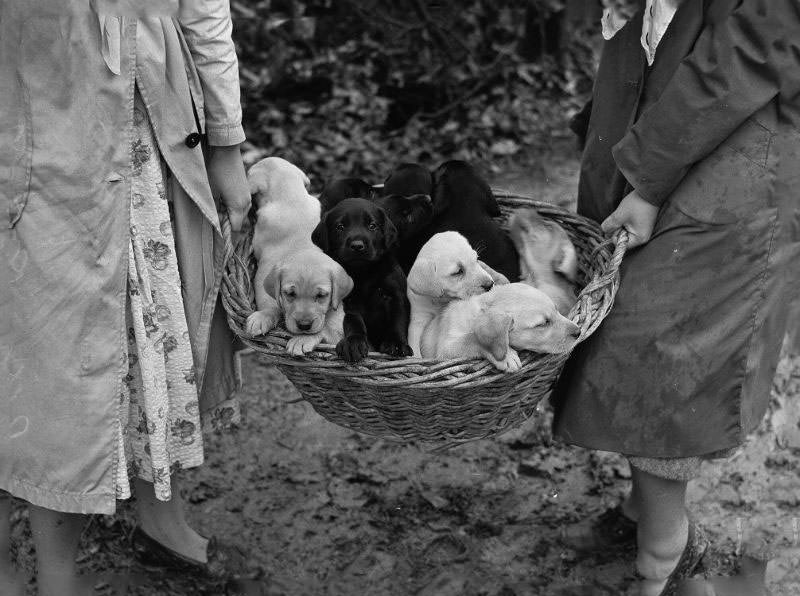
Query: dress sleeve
612,0,800,207
178,0,245,146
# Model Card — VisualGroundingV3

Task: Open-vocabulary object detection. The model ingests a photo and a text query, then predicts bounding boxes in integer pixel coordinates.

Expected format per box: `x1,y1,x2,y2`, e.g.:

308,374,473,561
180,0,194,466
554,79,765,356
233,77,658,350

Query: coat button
185,132,202,148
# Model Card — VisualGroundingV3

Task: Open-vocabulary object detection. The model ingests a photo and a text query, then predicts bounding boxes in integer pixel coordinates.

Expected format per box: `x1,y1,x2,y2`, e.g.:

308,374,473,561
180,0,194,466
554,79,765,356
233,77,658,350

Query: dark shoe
131,527,258,580
561,505,638,552
656,521,709,596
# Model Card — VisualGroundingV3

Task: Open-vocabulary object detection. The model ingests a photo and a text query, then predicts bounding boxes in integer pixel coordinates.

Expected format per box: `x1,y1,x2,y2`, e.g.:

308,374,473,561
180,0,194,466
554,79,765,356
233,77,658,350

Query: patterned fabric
116,92,204,502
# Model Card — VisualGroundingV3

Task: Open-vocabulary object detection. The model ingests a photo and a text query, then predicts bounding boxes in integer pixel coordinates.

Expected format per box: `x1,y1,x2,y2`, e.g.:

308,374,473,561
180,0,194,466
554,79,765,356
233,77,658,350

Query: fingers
227,206,247,232
600,212,622,234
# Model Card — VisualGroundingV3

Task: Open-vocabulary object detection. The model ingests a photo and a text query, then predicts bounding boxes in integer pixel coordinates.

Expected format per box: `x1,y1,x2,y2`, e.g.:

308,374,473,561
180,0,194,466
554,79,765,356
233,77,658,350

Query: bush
233,0,599,188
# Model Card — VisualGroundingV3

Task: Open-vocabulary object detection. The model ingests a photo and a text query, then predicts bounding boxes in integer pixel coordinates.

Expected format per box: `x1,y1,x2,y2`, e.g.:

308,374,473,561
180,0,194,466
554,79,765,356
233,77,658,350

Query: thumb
601,211,624,234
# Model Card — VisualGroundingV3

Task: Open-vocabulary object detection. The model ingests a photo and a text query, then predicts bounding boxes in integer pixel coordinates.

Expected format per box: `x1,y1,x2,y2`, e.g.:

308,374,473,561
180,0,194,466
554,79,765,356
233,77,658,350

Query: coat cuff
206,123,246,147
612,132,686,208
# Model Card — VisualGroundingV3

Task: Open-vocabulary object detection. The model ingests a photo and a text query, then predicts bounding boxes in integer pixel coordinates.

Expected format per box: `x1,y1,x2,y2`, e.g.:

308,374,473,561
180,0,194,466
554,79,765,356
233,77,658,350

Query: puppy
420,283,581,372
426,160,521,281
246,157,321,336
318,177,374,212
508,209,579,315
260,248,354,355
373,193,434,244
406,232,499,356
383,163,433,198
312,198,412,362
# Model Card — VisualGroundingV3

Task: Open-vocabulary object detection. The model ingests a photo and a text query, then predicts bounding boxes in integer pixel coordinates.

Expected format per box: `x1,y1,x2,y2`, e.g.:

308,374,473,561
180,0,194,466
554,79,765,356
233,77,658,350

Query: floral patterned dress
115,91,205,502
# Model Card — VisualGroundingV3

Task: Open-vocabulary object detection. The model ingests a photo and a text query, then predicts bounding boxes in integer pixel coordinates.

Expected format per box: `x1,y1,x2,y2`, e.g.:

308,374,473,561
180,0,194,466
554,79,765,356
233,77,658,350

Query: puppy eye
316,292,329,300
536,318,551,328
335,223,345,232
451,266,464,276
284,289,296,299
368,221,378,231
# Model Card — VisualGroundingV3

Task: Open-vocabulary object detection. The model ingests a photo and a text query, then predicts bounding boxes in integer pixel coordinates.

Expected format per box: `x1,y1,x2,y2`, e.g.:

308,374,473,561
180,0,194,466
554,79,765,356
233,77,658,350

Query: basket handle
220,208,235,264
609,227,629,269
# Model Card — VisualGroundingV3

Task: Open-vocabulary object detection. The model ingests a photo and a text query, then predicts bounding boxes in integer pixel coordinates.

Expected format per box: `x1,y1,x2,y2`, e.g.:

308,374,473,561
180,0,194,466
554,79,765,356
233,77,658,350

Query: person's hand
601,189,659,249
207,144,249,233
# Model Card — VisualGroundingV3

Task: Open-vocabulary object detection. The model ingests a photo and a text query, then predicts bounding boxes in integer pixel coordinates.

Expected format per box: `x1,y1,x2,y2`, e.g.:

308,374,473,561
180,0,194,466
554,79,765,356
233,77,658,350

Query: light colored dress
116,93,207,502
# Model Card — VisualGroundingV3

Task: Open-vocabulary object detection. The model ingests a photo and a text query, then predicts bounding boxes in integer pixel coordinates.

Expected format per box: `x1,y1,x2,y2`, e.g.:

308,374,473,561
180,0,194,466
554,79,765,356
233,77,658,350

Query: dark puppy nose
349,239,366,252
570,328,581,339
296,320,313,331
482,280,494,291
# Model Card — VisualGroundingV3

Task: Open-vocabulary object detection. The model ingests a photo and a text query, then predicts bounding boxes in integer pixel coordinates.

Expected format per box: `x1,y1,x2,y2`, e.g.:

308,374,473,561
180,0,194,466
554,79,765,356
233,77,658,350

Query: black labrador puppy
373,193,434,245
312,198,413,362
319,172,434,270
380,163,437,273
383,163,433,198
428,160,520,281
318,177,374,212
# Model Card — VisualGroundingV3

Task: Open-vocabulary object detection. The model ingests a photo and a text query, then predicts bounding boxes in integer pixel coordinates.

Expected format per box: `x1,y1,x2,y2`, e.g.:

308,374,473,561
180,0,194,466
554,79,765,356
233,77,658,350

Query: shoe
131,527,258,580
560,505,638,553
655,521,709,596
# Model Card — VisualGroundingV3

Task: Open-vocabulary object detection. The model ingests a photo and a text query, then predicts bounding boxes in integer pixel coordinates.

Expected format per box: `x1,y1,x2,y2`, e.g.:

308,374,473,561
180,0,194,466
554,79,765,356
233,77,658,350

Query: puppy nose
296,320,313,331
481,280,494,291
349,239,366,252
570,328,581,339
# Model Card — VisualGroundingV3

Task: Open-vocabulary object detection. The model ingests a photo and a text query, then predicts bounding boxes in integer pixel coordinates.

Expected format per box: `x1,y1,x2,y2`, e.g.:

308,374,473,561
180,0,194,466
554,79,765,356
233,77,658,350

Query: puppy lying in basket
245,157,354,355
508,209,579,315
406,231,505,356
420,283,581,372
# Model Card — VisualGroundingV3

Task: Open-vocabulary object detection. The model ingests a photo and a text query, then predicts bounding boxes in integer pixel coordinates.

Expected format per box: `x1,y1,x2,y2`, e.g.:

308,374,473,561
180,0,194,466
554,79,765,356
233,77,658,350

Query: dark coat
552,0,800,457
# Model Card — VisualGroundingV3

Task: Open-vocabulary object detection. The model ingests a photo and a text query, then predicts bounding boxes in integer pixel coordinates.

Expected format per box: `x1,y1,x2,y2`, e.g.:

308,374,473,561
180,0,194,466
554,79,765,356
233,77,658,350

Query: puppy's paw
286,334,322,356
493,348,522,373
336,335,370,363
379,340,413,358
245,310,279,336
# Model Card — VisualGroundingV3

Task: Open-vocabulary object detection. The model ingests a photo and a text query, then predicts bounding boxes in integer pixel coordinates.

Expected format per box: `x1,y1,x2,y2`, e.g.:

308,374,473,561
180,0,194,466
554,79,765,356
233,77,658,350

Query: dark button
185,132,202,148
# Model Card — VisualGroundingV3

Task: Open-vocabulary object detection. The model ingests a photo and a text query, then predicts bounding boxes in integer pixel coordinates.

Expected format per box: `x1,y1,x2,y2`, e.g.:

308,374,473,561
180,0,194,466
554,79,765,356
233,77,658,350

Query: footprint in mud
422,533,470,564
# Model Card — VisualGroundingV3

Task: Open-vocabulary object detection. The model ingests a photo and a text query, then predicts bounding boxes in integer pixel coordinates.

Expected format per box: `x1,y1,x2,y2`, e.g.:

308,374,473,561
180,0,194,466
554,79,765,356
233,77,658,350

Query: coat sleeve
612,0,800,207
178,0,245,146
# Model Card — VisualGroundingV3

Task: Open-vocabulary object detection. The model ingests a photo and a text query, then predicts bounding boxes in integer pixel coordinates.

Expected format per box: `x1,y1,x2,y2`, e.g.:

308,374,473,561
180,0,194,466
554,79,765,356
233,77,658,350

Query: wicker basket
220,192,628,444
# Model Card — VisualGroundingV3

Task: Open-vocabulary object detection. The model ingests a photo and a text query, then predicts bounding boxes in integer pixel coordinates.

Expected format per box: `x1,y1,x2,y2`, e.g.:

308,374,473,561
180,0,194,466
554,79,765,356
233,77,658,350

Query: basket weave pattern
221,192,627,443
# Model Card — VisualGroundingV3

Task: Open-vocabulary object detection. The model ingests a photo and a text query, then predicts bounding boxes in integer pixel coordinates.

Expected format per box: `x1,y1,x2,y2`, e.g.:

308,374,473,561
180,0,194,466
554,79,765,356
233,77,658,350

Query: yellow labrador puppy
508,209,578,315
406,232,506,356
420,283,581,372
246,157,321,336
260,247,354,356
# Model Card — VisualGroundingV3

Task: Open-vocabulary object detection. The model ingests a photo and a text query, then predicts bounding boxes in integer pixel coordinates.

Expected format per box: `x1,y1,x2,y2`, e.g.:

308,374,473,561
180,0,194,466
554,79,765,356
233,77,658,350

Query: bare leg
28,505,86,596
0,493,25,596
631,466,689,596
620,461,641,522
134,476,207,563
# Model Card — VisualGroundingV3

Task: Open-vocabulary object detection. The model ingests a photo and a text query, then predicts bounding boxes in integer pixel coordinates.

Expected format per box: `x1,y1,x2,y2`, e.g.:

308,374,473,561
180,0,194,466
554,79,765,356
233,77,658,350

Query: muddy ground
9,156,800,595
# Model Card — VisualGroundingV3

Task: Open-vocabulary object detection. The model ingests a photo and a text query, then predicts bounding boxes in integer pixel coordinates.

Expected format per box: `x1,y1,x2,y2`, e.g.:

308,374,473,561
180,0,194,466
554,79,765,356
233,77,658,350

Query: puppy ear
263,265,283,301
477,260,509,285
431,179,450,217
407,259,438,296
481,187,502,217
553,240,579,284
381,210,398,249
329,263,354,310
311,214,329,252
474,311,514,362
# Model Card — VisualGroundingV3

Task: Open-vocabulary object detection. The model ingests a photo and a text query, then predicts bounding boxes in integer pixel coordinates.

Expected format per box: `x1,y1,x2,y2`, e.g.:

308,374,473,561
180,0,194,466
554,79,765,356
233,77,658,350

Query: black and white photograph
1,0,799,594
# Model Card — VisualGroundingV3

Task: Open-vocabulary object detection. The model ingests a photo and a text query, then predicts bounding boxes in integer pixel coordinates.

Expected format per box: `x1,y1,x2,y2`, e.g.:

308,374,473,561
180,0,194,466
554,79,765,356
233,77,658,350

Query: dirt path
9,156,800,595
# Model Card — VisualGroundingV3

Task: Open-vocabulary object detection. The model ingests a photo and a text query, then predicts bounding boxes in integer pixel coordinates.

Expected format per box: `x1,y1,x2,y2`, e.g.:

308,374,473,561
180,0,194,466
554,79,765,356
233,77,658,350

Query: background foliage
232,0,602,189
